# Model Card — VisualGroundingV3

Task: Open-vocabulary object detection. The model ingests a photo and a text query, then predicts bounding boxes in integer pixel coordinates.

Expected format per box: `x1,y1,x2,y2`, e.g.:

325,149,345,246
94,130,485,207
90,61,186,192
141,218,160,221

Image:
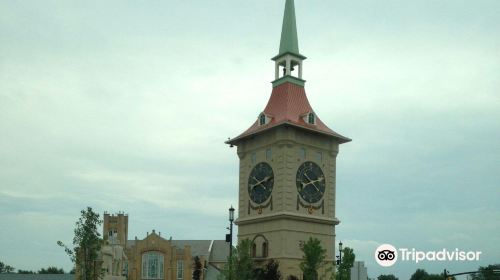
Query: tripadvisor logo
375,244,482,267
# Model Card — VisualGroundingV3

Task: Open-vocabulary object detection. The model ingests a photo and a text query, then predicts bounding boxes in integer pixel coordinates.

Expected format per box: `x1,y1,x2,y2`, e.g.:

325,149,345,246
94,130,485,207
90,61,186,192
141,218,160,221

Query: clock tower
226,0,351,278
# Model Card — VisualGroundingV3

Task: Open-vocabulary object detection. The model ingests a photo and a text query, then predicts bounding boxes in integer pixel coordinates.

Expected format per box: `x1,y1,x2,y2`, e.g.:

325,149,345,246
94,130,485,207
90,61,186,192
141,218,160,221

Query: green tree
0,262,15,274
193,256,203,280
254,259,281,280
18,270,35,274
410,269,429,280
471,264,500,280
426,274,443,280
38,267,65,274
218,239,255,280
335,247,355,280
300,237,327,280
58,207,103,280
377,274,399,280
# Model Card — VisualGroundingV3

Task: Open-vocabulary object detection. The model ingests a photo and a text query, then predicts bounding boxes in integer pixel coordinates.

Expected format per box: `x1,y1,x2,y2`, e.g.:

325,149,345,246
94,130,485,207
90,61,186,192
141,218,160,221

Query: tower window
266,148,272,160
251,152,256,164
298,148,306,160
262,242,268,258
259,114,266,125
316,152,323,163
308,113,315,124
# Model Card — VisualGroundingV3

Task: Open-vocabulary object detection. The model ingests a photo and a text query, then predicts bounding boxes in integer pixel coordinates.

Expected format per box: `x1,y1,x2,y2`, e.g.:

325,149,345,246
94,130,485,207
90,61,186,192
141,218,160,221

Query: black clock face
248,162,274,204
296,161,325,203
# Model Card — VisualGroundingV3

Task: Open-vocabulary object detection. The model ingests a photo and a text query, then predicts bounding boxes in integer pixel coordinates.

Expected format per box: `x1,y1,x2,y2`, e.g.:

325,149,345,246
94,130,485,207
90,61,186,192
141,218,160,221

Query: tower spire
279,0,300,57
272,0,306,87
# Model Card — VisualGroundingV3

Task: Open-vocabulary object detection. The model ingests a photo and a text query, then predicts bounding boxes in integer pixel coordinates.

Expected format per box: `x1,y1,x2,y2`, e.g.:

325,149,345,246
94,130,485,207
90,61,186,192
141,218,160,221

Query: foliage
410,269,457,280
426,274,443,280
38,267,65,274
193,256,203,280
300,237,328,280
470,264,500,280
335,247,355,280
0,261,15,273
377,274,399,280
218,239,255,280
254,259,282,280
18,270,34,274
58,207,103,280
410,269,429,280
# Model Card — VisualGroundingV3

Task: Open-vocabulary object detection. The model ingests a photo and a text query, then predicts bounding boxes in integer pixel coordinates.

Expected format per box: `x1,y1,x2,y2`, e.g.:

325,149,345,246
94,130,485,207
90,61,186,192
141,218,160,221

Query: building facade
350,261,368,280
226,0,350,279
102,213,228,280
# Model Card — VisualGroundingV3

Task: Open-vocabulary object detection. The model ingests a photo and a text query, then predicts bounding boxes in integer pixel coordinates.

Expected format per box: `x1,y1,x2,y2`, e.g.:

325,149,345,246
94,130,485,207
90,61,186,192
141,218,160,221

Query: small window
316,152,322,163
298,148,306,159
308,113,315,124
259,114,266,125
252,243,257,257
251,153,256,164
266,148,272,160
262,242,268,258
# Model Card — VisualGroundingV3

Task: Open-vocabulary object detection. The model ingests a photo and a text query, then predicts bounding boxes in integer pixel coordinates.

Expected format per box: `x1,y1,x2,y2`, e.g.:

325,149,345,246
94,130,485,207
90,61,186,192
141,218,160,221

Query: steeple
272,0,307,87
278,0,300,57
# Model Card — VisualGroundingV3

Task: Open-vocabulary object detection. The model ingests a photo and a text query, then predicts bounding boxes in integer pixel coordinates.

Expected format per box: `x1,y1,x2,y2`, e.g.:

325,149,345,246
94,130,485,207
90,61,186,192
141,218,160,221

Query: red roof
228,82,351,144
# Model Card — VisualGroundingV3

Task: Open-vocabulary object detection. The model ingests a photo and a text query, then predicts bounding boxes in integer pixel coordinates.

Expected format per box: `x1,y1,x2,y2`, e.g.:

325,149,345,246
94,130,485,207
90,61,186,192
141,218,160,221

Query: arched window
262,242,268,258
259,114,266,125
308,113,315,124
141,252,164,280
252,243,257,257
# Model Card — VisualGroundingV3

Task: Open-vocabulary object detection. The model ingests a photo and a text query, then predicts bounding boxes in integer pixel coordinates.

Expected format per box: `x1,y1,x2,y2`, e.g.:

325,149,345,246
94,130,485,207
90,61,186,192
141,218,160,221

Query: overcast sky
1,0,499,279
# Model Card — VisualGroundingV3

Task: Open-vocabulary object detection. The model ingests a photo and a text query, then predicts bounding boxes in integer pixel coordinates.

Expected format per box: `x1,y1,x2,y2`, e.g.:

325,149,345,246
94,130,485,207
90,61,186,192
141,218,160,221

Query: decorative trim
248,196,273,215
297,195,324,214
236,212,339,226
272,76,306,88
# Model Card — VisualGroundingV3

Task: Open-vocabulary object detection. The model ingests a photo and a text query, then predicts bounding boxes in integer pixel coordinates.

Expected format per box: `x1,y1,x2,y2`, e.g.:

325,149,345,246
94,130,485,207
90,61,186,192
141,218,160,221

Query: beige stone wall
235,125,341,279
126,232,192,280
104,213,129,246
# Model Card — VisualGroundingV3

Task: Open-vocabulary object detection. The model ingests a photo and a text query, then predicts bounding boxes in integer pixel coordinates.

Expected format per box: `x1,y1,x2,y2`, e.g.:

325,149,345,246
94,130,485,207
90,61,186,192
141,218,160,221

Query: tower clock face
248,162,274,204
296,161,325,203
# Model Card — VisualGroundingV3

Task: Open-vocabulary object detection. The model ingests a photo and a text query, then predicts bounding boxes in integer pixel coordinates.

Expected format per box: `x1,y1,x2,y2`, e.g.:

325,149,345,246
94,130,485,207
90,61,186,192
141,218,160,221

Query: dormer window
308,112,315,124
259,113,266,126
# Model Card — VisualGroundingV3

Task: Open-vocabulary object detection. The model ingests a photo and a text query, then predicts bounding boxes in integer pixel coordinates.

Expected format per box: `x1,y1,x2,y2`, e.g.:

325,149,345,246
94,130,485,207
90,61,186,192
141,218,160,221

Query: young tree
58,207,103,280
219,239,255,280
300,237,327,280
335,247,355,280
193,256,203,280
377,274,399,280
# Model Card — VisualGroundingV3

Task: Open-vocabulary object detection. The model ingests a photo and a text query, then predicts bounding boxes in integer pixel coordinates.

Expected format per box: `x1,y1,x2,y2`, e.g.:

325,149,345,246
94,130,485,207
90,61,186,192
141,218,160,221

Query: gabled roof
227,82,351,145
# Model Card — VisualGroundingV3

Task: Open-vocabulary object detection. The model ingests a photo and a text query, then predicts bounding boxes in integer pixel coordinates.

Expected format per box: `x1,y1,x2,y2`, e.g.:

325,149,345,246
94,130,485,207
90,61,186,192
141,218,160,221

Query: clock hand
250,176,271,190
301,176,324,191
